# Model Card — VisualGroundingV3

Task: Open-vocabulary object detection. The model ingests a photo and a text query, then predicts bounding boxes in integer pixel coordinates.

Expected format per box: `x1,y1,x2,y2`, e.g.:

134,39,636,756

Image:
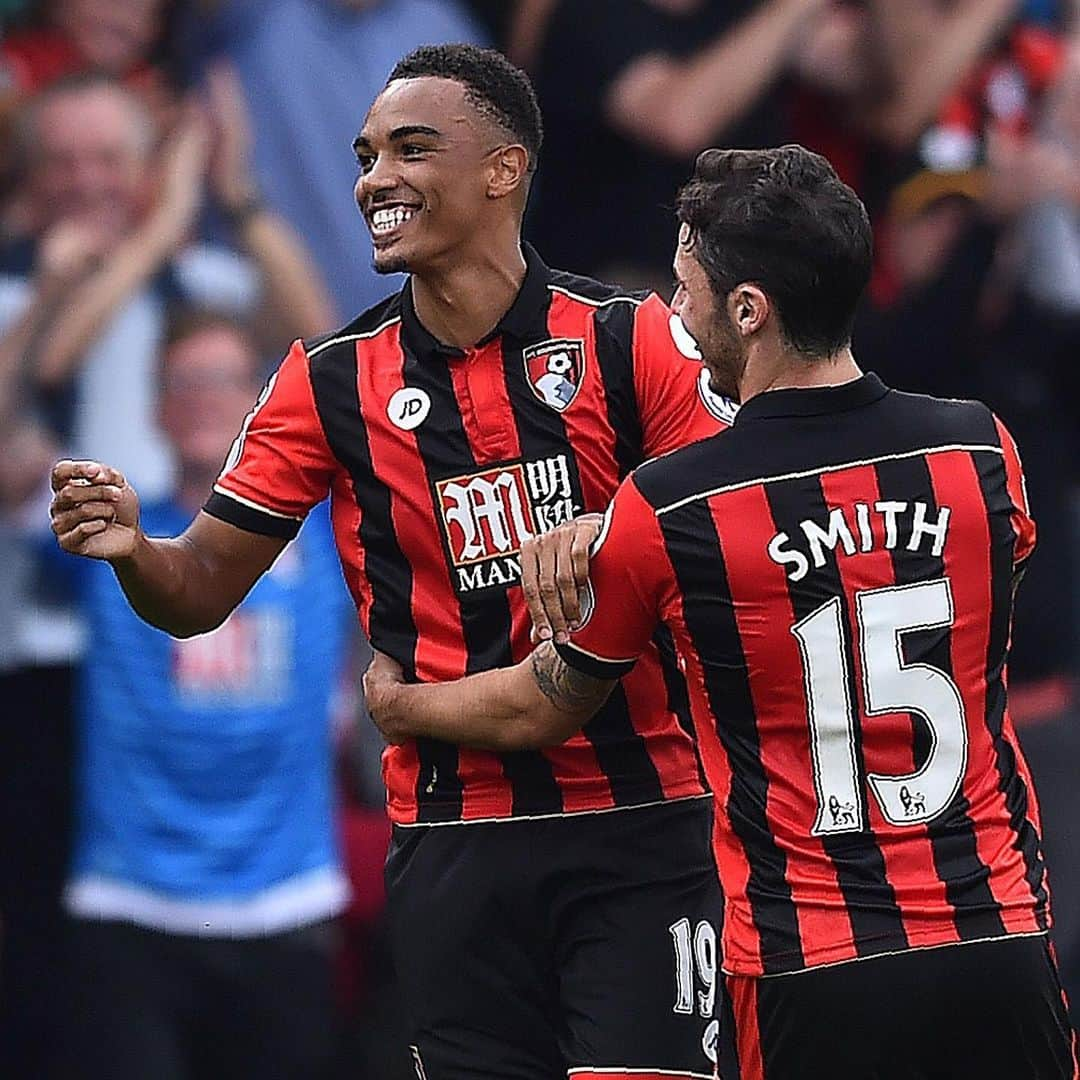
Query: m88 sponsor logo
435,453,581,595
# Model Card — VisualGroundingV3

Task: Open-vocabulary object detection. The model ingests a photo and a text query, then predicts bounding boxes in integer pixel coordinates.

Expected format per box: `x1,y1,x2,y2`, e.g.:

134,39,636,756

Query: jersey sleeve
992,414,1036,570
204,340,335,540
632,293,734,457
555,474,669,680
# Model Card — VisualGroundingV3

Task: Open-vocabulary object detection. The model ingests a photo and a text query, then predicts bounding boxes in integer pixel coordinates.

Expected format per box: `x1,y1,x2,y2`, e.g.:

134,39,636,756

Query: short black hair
677,145,873,358
388,43,543,172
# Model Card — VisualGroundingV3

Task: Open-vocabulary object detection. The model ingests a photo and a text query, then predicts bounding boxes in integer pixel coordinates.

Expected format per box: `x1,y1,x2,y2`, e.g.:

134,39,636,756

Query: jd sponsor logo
388,387,431,431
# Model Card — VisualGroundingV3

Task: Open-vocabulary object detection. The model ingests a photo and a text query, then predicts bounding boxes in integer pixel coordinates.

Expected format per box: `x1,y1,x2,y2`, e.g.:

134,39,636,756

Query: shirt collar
400,242,553,358
734,372,890,423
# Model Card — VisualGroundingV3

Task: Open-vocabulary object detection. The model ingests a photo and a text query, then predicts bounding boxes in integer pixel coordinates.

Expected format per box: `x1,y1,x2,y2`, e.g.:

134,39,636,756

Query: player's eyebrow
353,125,443,156
388,124,442,142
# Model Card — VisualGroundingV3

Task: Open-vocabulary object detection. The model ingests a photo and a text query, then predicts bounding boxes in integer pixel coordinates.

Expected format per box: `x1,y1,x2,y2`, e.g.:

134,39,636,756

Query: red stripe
553,290,710,804
671,597,759,971
359,329,467,821
927,451,1041,929
818,466,955,945
727,975,765,1080
993,415,1036,563
552,290,621,513
711,485,857,969
445,342,522,820
331,471,372,632
359,328,467,680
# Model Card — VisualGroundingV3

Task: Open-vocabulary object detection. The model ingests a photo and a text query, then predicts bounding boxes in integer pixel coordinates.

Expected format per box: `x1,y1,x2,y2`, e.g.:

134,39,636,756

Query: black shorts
385,796,724,1080
726,933,1078,1080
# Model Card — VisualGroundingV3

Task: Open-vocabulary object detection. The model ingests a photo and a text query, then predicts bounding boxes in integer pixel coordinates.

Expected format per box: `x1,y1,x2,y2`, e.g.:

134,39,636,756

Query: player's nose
356,158,401,207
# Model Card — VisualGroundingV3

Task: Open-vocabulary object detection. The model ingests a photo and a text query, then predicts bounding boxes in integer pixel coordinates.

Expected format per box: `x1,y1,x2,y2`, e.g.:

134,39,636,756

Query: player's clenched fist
50,459,141,560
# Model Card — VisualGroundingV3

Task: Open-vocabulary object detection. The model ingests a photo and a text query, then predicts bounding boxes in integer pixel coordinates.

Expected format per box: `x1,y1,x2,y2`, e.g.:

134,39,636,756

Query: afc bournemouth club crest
523,338,585,412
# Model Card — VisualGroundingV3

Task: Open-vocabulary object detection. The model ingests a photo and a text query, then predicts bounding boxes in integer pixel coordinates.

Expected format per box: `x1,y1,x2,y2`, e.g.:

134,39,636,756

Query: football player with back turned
365,145,1080,1080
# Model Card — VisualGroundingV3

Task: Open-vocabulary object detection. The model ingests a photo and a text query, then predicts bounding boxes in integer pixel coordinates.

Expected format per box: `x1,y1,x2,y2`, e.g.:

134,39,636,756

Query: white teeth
371,206,416,234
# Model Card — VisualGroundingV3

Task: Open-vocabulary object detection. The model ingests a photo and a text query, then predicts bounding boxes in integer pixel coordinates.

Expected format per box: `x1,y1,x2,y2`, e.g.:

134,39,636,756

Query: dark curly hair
388,44,543,173
677,145,872,358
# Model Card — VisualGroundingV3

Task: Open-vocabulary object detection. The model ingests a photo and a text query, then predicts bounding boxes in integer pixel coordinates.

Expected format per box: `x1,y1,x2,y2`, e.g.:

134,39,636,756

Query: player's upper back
632,372,1045,975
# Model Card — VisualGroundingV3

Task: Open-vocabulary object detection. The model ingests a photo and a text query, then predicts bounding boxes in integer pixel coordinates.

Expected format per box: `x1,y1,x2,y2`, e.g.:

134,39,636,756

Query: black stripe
556,640,635,680
591,300,643,479
203,491,300,540
765,476,910,958
660,499,803,972
307,327,418,679
504,307,665,809
875,455,1007,940
973,449,1049,925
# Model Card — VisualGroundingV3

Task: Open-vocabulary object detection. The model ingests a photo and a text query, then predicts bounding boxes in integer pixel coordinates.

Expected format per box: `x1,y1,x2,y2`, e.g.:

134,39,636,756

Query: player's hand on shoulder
521,513,603,646
50,459,141,561
363,650,407,744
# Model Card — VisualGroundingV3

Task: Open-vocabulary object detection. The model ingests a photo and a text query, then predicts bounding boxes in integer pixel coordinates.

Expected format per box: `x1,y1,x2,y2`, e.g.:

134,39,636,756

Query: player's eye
355,154,375,175
402,143,429,159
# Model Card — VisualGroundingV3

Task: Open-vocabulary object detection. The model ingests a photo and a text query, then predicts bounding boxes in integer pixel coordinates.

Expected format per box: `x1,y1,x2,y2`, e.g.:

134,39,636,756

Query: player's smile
365,200,424,248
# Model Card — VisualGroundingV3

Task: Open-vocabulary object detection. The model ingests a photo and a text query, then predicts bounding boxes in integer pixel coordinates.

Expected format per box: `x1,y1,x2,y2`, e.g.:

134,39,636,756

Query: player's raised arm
50,459,287,637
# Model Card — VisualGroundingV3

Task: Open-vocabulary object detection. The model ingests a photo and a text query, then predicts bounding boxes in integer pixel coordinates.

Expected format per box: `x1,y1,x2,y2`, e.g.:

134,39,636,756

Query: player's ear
486,144,529,200
727,284,769,339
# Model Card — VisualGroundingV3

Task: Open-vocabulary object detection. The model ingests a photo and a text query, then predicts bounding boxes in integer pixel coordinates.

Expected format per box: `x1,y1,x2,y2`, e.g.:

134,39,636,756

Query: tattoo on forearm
530,642,612,715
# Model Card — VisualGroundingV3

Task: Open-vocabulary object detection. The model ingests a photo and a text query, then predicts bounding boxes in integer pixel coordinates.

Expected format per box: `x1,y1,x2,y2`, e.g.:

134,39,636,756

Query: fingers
522,518,603,645
55,518,110,547
51,500,118,535
527,531,572,645
520,537,552,644
51,460,125,492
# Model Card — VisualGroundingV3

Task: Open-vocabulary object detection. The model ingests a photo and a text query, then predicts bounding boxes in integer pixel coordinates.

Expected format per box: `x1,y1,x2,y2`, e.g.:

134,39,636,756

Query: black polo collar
400,242,553,359
734,372,890,423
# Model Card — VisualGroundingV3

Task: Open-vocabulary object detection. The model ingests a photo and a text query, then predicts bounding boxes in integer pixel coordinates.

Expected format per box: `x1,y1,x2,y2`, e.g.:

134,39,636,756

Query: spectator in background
190,0,485,319
0,0,172,93
530,0,824,291
59,309,353,1080
0,0,178,202
0,67,335,499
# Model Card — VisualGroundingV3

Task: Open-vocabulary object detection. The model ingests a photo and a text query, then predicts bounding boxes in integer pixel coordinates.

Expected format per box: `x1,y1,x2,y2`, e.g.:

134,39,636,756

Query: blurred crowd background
0,1,1078,1077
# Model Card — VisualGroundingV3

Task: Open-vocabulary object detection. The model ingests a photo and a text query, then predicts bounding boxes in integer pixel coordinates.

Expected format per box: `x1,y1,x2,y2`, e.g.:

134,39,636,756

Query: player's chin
372,248,411,276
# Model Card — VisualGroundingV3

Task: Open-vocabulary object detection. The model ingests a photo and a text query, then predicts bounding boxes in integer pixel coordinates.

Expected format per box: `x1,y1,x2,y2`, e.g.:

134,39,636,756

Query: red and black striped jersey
560,373,1048,976
206,244,730,824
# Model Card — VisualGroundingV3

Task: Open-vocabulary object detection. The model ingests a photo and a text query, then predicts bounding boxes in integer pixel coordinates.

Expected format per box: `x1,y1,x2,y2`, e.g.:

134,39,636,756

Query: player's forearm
866,0,1017,148
376,659,584,752
1,270,77,400
613,0,815,157
35,220,176,388
110,531,236,638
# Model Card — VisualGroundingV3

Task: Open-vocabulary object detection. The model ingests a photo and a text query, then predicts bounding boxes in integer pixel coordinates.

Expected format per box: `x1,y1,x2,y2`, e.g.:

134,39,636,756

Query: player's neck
411,237,527,350
740,346,862,402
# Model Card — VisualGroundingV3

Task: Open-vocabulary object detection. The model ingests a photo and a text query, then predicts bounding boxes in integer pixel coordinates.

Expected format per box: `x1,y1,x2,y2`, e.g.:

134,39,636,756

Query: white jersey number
791,578,968,836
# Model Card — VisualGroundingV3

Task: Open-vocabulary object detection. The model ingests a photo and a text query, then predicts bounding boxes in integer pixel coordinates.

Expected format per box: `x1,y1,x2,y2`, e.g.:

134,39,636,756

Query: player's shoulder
545,265,651,311
301,291,404,368
628,431,732,514
880,384,1000,446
